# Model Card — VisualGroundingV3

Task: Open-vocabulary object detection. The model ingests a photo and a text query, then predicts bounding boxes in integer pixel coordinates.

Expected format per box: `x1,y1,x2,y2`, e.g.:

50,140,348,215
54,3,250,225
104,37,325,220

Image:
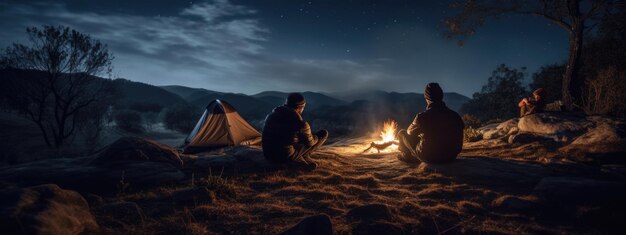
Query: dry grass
86,141,620,234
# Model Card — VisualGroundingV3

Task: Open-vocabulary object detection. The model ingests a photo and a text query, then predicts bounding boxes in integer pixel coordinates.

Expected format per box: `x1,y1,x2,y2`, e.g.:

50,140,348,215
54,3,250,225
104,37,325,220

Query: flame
376,119,398,144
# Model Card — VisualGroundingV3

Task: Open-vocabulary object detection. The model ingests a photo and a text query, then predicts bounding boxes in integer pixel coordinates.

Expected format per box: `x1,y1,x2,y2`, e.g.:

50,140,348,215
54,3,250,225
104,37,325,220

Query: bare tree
2,25,114,149
444,0,624,108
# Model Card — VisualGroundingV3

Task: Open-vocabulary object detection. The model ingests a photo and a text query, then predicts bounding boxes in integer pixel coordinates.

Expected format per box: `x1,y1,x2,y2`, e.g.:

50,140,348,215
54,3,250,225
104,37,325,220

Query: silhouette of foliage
163,104,201,133
1,25,114,149
444,0,622,107
460,64,527,121
115,110,144,133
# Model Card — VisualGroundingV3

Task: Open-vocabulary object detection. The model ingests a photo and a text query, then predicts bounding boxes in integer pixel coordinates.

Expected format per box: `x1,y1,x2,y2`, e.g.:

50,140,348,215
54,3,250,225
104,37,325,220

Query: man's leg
300,129,329,158
396,129,421,164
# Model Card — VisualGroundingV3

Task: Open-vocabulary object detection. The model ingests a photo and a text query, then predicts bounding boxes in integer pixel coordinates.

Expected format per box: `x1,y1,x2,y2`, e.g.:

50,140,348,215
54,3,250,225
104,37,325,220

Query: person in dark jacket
262,93,328,167
518,88,547,117
396,83,464,164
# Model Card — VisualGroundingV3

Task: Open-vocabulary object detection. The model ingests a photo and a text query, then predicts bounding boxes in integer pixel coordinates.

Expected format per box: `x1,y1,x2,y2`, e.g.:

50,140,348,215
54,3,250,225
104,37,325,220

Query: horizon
0,0,567,97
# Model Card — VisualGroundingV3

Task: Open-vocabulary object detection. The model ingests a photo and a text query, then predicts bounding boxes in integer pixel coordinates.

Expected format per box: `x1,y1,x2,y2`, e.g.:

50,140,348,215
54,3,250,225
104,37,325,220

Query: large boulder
91,137,183,168
417,157,550,186
517,113,591,138
0,138,186,194
0,184,98,235
571,123,624,145
508,132,553,145
280,214,333,235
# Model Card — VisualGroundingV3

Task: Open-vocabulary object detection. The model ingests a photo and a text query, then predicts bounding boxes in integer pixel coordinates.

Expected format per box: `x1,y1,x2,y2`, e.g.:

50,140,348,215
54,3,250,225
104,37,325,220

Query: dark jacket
407,102,464,163
262,105,316,160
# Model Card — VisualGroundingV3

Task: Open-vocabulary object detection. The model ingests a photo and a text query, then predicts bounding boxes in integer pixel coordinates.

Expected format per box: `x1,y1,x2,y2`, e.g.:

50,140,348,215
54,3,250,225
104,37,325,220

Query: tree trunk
562,1,584,109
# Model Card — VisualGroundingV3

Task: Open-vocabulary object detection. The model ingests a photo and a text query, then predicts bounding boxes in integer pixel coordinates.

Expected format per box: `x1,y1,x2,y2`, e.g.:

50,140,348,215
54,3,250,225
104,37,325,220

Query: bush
463,127,482,142
115,110,144,133
163,105,200,133
460,64,527,121
582,67,626,117
462,114,482,129
530,64,564,103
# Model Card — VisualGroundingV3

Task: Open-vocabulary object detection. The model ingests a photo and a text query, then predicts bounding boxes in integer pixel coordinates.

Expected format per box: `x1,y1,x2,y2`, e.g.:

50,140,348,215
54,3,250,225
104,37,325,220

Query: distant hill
111,79,188,108
328,90,470,112
252,91,348,109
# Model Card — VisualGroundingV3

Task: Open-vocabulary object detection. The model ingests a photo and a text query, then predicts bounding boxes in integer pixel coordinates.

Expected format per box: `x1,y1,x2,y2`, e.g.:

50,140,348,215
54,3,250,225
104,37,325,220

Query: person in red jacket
519,88,547,117
396,83,465,164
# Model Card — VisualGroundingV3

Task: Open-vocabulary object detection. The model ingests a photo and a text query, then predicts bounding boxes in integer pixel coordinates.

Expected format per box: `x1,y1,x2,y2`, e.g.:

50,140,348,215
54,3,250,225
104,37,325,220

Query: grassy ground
90,138,622,234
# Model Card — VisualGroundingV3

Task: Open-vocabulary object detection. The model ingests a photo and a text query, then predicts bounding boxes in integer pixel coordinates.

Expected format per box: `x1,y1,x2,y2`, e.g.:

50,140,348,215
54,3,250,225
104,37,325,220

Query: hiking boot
395,152,421,165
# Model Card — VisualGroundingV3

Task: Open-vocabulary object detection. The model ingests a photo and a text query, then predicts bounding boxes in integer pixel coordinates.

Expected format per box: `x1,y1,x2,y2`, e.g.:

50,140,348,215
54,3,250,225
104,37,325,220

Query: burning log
363,140,399,153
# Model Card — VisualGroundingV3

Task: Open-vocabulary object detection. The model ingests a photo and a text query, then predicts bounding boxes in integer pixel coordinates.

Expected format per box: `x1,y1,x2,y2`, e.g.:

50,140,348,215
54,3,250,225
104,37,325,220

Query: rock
352,221,404,235
497,119,519,134
417,157,549,186
0,157,185,194
492,195,538,212
280,214,332,235
507,127,519,135
518,112,591,136
508,132,551,145
91,137,183,168
0,138,190,194
477,123,500,134
97,201,145,226
533,177,626,205
482,129,504,140
571,123,623,145
171,186,215,205
0,184,98,235
347,204,394,222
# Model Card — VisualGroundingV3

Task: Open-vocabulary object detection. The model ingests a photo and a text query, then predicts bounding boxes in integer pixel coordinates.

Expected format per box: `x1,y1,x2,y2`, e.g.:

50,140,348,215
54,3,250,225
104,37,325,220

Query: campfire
363,119,399,153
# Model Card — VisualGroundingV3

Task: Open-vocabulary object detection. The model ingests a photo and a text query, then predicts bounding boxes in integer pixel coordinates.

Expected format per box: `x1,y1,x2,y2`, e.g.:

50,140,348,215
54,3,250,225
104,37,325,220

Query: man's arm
297,121,317,147
407,114,422,136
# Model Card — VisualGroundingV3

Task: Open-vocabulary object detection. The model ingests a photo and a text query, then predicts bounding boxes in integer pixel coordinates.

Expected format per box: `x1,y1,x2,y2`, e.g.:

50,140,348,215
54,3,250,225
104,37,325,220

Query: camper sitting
396,83,464,164
518,88,546,117
262,93,328,168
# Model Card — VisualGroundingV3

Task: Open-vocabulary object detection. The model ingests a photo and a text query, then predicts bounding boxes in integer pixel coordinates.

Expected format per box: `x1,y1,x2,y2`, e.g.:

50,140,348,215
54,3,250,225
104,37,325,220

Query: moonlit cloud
0,0,404,94
0,0,567,95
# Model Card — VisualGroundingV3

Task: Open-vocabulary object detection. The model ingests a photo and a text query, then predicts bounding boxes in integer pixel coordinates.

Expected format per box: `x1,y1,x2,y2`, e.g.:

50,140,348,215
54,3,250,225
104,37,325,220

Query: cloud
0,0,417,94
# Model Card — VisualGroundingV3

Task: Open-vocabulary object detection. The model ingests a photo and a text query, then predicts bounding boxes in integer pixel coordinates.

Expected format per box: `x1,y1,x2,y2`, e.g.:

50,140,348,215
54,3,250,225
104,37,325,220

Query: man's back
413,102,464,163
262,105,304,150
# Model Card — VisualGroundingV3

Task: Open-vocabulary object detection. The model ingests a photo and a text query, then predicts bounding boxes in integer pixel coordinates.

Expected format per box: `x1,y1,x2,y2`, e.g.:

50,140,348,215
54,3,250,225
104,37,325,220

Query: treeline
460,11,626,122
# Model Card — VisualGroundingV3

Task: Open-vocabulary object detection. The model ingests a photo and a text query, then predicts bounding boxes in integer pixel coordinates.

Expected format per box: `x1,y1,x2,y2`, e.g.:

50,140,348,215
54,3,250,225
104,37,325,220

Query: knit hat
286,92,306,108
424,83,444,102
532,88,546,97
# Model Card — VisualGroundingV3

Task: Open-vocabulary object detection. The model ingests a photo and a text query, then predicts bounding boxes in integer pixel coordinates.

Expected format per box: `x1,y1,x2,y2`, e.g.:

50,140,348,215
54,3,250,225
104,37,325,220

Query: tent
183,99,261,153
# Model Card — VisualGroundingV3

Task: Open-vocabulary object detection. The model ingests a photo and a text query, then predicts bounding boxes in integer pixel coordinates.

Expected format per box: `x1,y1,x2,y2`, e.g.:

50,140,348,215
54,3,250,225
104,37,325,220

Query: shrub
163,104,200,133
115,110,144,133
582,67,626,117
462,114,482,129
464,127,482,142
459,64,527,121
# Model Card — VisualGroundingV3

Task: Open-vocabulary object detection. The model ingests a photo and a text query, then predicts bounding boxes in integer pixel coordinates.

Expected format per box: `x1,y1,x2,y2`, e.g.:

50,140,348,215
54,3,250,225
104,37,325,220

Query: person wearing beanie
262,92,329,168
518,88,547,117
396,82,464,164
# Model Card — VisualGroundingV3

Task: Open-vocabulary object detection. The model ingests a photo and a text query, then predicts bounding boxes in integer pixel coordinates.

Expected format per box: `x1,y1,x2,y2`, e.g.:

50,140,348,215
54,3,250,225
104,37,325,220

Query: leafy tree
1,25,114,149
460,64,527,121
115,110,144,133
444,0,623,108
530,64,565,103
163,104,201,133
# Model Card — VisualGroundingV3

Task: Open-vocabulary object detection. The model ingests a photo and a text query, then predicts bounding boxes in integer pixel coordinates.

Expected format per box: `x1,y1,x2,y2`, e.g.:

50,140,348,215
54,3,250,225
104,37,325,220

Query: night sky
0,0,568,97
